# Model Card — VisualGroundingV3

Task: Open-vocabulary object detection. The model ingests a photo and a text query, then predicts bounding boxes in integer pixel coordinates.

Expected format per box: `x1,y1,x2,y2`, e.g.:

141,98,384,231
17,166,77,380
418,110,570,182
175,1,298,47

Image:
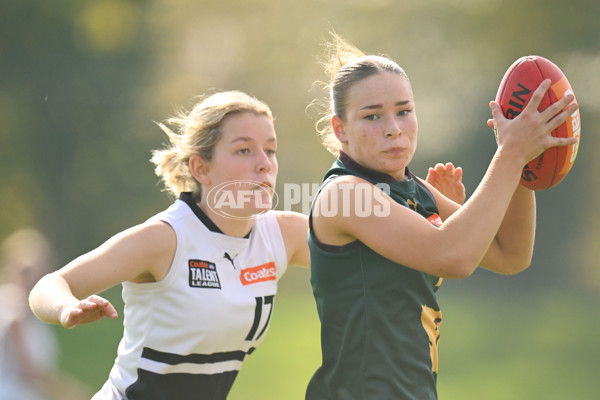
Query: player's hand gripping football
488,79,578,165
59,294,118,329
426,162,465,205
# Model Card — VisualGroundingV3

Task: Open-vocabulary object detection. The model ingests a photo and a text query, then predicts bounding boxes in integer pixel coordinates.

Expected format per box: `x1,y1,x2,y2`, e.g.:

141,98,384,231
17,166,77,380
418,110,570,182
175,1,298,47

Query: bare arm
29,220,176,328
312,80,577,279
478,185,535,273
274,211,310,268
315,152,526,279
424,173,535,275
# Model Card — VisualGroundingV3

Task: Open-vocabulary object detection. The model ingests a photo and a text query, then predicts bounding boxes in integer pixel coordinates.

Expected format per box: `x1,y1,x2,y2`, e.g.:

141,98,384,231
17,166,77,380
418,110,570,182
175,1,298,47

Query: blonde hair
151,90,273,199
315,33,409,155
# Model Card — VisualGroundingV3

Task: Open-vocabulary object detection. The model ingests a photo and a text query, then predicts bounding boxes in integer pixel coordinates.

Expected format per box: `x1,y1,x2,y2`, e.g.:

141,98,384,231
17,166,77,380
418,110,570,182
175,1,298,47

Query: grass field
54,267,600,399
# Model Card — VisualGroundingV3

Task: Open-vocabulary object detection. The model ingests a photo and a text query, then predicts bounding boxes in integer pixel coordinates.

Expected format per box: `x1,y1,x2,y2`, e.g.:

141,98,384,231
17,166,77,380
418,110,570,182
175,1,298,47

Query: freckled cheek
404,119,418,142
356,130,379,144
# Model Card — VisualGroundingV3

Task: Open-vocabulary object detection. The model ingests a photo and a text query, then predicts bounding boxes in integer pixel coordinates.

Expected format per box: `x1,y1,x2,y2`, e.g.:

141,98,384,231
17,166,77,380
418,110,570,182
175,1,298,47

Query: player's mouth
383,147,406,156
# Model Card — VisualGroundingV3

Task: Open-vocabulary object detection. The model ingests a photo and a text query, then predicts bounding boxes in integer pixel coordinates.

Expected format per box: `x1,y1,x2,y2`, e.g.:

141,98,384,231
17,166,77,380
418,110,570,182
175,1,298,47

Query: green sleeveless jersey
306,153,443,400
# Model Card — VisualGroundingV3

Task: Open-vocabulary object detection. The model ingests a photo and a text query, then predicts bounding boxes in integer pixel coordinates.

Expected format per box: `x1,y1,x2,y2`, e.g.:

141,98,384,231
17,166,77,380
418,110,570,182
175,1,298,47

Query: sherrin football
495,55,581,190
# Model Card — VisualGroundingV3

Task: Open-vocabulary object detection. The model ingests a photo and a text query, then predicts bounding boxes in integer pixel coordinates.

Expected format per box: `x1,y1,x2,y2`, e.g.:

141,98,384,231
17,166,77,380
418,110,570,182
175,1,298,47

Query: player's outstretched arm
29,220,176,328
29,274,118,329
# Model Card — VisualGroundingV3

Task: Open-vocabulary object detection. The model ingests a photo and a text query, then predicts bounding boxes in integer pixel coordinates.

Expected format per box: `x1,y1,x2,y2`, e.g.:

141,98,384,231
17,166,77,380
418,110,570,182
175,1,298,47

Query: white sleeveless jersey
93,193,288,400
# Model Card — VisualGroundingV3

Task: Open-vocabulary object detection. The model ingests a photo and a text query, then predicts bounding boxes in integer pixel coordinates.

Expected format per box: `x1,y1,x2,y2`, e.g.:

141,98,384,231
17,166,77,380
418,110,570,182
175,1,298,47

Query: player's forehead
347,72,413,110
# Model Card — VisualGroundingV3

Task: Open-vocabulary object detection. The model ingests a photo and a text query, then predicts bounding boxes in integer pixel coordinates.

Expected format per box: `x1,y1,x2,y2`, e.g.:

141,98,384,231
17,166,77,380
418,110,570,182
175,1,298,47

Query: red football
495,55,581,190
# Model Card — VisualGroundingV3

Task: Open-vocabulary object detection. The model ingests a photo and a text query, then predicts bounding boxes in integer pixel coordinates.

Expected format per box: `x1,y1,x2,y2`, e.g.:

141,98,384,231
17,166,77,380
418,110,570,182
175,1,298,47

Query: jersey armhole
124,217,179,292
258,212,289,279
308,177,363,254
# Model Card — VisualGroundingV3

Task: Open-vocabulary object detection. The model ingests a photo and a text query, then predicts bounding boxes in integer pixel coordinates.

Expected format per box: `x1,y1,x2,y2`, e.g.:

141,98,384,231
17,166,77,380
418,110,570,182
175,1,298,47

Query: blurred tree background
1,0,598,398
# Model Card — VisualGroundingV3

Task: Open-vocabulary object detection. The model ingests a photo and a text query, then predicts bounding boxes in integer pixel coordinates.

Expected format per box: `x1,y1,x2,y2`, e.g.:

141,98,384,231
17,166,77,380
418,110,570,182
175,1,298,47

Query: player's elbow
499,256,532,275
449,262,477,279
500,244,534,274
482,252,533,275
436,254,479,280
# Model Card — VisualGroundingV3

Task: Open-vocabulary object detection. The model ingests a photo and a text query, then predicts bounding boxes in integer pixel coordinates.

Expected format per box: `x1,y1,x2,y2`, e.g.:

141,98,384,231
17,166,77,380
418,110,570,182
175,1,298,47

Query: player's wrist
493,146,530,174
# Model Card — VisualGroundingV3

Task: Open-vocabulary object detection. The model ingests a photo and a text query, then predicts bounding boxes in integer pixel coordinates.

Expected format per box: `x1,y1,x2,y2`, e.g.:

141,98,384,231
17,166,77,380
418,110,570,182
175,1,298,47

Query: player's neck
197,201,255,238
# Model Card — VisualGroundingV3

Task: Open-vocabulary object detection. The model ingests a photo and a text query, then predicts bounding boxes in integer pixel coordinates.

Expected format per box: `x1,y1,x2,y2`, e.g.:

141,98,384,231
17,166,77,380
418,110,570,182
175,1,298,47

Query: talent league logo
188,259,221,289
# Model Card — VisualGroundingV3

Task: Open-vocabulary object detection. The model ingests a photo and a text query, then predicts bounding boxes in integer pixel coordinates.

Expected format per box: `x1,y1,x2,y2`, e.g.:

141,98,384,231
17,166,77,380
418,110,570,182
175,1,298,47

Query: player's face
334,72,417,180
202,112,278,218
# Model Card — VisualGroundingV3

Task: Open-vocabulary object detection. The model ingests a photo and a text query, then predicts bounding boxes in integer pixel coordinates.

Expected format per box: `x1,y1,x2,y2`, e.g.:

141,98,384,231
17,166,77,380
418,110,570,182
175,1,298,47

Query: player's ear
332,115,347,144
189,155,210,186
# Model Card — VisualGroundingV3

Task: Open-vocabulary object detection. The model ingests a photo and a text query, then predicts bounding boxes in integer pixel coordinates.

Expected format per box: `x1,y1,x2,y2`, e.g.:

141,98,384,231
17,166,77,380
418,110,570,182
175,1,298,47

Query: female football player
29,90,309,400
305,34,578,400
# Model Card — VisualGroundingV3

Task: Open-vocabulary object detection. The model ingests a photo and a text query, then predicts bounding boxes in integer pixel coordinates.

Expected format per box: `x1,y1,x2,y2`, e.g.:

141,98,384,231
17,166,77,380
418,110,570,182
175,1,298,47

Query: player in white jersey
28,91,310,400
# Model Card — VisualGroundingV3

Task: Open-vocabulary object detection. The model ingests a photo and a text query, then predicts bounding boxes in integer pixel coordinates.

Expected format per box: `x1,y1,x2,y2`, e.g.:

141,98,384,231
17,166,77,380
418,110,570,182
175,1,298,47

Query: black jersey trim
179,192,223,234
308,212,363,253
307,171,363,254
141,347,256,365
178,192,250,239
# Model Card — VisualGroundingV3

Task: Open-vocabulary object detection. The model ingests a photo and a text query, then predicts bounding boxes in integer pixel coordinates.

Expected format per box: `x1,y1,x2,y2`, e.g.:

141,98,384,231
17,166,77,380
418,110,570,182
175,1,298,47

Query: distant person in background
305,33,579,400
0,228,92,400
28,90,310,400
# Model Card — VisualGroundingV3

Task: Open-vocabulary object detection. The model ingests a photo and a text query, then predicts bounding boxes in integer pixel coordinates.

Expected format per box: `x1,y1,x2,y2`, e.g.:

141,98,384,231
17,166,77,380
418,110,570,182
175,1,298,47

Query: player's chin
249,203,274,216
380,158,410,176
239,201,274,218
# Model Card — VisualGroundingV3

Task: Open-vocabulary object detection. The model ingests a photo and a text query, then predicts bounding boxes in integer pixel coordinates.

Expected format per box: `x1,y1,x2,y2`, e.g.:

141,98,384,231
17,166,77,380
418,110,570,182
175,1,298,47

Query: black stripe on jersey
125,368,238,400
141,347,256,365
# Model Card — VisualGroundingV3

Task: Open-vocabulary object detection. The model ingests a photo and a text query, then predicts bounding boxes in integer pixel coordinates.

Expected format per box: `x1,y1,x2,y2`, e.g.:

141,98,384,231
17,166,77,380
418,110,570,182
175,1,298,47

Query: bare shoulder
100,219,175,254
325,174,370,187
129,219,176,247
272,210,308,235
125,219,176,282
316,174,377,203
271,211,309,268
56,219,178,296
91,219,177,283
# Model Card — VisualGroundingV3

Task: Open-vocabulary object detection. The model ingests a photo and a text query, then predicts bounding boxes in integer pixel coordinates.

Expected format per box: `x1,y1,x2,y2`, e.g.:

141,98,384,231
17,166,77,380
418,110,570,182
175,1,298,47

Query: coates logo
240,262,277,286
205,180,279,221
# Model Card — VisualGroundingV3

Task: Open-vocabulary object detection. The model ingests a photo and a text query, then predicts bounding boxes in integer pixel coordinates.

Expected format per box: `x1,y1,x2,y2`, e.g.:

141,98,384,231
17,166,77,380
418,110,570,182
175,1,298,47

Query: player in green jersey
305,33,578,400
